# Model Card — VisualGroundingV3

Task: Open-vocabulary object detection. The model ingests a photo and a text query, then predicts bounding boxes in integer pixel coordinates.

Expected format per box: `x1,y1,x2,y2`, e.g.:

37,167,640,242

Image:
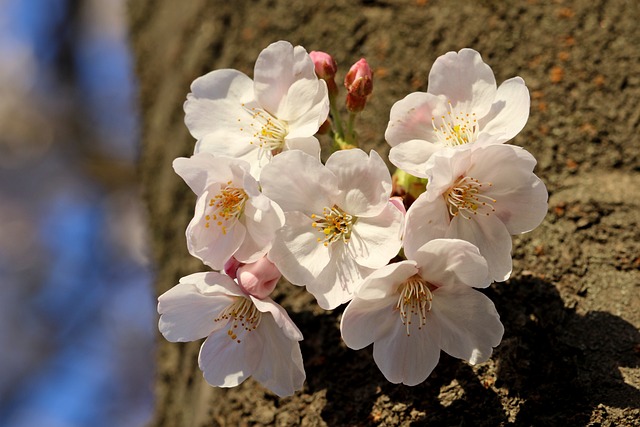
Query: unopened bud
344,58,373,97
237,256,281,299
344,58,373,112
310,51,338,81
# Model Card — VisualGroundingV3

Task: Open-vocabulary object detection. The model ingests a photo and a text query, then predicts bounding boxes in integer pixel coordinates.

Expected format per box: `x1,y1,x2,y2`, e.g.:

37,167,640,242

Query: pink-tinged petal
268,211,331,286
478,77,530,142
234,198,284,264
260,150,339,214
254,41,316,117
286,80,329,137
490,175,548,235
325,150,392,216
185,69,255,139
186,190,246,270
158,280,233,342
349,202,403,269
251,314,305,397
251,296,303,341
389,140,441,178
353,261,418,300
385,92,443,147
198,326,262,388
411,239,490,289
403,193,450,260
431,284,504,364
341,295,398,350
446,215,513,282
309,245,374,309
427,49,497,118
467,145,548,235
372,317,441,386
283,136,321,160
340,262,417,349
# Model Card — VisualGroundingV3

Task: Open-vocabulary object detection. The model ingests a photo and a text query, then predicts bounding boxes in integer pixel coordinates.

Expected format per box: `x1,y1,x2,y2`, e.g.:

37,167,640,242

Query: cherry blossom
385,48,530,177
184,41,329,176
341,239,503,386
403,141,548,281
260,149,404,309
173,152,284,270
158,272,305,397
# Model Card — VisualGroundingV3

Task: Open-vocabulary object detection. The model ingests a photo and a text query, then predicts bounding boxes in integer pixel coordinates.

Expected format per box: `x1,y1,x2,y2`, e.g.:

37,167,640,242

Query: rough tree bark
128,1,640,425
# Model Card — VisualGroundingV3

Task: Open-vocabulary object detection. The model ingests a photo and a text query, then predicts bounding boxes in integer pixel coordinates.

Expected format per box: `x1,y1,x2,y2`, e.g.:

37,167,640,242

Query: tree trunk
128,0,640,425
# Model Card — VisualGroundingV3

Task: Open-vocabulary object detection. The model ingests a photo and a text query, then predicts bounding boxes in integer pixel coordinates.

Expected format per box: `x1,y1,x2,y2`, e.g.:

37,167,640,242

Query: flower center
311,204,355,247
214,297,262,343
396,275,434,336
444,175,496,219
432,101,479,147
240,104,289,158
205,181,247,235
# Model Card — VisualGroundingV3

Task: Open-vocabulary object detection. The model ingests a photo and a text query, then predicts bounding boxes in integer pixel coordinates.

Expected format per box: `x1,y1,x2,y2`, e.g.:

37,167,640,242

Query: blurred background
0,0,154,426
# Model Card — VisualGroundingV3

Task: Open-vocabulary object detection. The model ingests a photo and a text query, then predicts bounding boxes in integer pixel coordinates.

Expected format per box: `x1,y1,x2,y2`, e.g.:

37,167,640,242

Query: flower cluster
157,41,548,395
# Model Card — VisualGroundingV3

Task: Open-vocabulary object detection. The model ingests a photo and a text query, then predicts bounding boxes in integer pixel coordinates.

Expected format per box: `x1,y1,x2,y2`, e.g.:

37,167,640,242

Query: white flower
173,152,284,270
385,48,530,177
184,40,329,177
403,142,548,281
260,149,404,310
158,272,305,397
340,239,503,386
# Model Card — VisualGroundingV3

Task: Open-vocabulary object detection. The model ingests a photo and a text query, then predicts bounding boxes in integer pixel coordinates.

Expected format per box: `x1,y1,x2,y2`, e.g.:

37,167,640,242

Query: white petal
186,190,246,270
389,140,440,178
260,150,339,214
254,41,316,117
411,239,490,289
173,154,250,196
340,262,418,349
309,245,373,309
372,317,441,386
478,77,530,142
195,132,263,177
432,284,504,364
198,326,262,388
158,277,235,342
446,215,513,282
234,197,284,263
250,314,305,397
423,147,472,199
427,49,497,118
349,202,403,269
278,78,325,122
283,136,321,159
268,211,331,286
385,92,443,147
251,296,303,341
286,80,329,138
185,69,255,139
325,149,392,216
403,193,450,261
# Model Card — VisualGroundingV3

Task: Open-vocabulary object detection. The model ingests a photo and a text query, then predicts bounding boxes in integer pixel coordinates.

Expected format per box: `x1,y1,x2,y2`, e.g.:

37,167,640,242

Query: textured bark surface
128,0,640,425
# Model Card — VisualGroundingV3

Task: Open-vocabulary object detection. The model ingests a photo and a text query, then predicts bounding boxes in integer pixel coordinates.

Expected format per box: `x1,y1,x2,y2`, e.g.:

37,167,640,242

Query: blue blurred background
0,0,154,426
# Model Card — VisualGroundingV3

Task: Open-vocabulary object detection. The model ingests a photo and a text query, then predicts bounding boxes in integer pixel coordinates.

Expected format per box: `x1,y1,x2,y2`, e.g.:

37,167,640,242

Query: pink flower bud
237,256,281,299
309,51,337,81
224,257,241,279
344,58,373,98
